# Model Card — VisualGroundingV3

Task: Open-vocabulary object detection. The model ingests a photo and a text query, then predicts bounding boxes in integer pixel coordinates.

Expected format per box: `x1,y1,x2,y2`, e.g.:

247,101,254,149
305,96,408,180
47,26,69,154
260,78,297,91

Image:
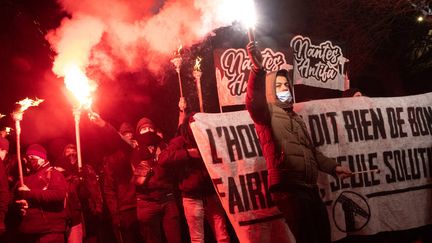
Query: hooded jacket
246,69,338,192
158,136,215,199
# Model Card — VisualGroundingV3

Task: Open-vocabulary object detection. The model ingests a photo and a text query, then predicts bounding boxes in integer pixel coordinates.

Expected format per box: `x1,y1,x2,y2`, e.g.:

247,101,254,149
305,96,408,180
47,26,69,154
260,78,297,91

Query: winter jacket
97,122,137,217
103,150,136,215
158,136,215,199
15,166,67,234
55,163,103,227
132,142,178,202
246,69,338,191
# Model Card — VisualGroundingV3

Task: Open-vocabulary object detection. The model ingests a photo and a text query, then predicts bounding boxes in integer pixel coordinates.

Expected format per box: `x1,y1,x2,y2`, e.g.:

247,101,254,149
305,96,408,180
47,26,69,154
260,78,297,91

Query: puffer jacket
245,68,337,192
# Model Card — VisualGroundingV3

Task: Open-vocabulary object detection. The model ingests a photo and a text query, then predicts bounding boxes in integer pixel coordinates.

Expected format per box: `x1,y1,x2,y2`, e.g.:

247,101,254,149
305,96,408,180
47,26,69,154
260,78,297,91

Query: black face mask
25,156,45,172
136,132,161,148
66,154,78,165
136,132,161,160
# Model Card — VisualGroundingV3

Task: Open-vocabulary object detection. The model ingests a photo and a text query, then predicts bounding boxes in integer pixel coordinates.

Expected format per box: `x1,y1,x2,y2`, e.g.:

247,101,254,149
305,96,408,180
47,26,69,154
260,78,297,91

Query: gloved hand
246,41,263,71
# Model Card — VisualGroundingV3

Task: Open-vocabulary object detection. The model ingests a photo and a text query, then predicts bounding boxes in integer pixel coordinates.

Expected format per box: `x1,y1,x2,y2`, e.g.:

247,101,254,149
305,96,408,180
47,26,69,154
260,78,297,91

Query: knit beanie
0,137,9,151
136,117,155,134
26,144,47,160
119,122,134,135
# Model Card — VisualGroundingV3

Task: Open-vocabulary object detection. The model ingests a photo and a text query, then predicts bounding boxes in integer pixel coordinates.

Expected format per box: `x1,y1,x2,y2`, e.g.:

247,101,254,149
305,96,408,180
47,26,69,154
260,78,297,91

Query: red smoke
47,0,249,79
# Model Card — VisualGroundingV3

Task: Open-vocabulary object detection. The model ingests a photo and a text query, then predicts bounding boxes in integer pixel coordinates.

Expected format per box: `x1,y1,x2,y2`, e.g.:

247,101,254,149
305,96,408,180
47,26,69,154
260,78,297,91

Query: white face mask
276,90,293,103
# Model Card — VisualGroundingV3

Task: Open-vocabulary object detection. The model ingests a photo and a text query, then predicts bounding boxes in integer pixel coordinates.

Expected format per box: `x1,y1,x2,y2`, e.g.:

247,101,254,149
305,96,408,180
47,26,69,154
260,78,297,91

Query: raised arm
245,41,270,125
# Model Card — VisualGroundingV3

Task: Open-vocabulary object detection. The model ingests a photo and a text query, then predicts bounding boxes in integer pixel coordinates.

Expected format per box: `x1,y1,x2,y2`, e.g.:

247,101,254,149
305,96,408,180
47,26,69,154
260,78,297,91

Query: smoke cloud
47,0,252,79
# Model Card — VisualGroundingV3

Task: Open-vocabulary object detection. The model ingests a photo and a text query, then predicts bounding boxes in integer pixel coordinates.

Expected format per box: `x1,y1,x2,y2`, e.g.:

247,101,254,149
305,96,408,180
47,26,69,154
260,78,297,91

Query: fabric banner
213,48,291,107
290,35,348,91
190,92,432,242
190,111,295,243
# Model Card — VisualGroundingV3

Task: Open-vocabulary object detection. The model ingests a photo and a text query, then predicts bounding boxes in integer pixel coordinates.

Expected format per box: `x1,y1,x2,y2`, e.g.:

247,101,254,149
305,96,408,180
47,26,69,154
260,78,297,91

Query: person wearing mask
13,144,68,243
132,117,181,243
103,122,141,243
55,144,103,243
246,41,352,243
159,111,230,243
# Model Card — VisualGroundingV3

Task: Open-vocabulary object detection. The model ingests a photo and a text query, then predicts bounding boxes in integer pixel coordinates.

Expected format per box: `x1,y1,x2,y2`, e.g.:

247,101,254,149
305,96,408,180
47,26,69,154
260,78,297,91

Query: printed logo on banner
214,48,291,107
332,191,371,233
290,35,347,91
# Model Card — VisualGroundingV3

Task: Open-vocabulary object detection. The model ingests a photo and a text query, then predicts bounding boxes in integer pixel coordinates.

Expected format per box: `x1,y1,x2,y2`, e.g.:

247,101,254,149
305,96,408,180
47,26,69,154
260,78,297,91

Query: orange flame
194,57,202,72
16,98,44,113
64,64,96,109
173,44,183,56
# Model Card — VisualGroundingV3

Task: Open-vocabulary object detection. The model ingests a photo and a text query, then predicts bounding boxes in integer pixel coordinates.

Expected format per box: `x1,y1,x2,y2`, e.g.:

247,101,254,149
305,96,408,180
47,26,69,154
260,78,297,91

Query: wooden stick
351,169,380,175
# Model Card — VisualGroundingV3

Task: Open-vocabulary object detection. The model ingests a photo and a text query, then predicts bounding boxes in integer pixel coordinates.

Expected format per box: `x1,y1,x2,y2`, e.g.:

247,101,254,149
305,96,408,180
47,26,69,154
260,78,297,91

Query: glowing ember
16,98,44,113
64,64,96,109
194,57,202,72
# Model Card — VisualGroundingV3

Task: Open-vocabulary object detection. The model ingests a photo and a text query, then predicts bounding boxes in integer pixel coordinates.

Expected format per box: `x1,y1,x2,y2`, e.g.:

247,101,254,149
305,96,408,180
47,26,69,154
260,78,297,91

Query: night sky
1,0,431,162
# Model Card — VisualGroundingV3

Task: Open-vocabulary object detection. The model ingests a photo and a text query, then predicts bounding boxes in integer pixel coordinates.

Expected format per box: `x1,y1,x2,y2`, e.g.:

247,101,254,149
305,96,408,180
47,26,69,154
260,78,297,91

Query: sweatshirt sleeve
158,137,190,168
245,68,271,125
97,122,133,152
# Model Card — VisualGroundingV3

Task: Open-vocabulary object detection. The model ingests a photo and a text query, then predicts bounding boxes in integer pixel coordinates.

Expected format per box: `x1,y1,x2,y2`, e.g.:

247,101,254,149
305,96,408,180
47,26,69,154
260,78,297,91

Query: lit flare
217,0,257,29
64,64,95,109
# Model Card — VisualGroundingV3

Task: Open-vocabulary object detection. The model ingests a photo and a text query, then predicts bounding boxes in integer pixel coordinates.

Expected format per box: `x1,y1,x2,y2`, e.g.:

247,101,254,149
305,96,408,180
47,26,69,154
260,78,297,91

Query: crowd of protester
0,44,430,243
0,96,235,243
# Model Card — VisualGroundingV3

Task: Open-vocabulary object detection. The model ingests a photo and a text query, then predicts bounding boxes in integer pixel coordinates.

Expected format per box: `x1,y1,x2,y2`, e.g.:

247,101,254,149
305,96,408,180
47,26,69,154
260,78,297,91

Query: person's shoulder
45,166,66,180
